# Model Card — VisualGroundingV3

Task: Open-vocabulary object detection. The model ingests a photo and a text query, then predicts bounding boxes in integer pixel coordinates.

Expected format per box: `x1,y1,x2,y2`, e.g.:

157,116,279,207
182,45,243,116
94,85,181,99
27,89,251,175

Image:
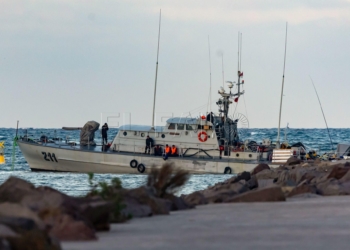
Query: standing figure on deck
145,135,154,154
102,123,109,144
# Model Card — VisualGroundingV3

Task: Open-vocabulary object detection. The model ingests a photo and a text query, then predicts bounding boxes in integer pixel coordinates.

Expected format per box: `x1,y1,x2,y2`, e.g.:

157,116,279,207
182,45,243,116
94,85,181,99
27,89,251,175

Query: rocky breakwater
0,163,192,249
183,157,350,206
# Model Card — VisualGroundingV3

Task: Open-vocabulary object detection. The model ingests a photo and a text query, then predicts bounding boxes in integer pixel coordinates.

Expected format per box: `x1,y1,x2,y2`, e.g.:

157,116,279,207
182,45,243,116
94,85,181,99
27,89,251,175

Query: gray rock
285,156,301,166
0,224,18,237
181,191,208,206
251,164,270,175
255,169,280,180
287,193,322,200
226,186,285,203
288,184,317,198
0,203,44,230
124,186,171,215
121,198,153,218
40,209,96,241
315,179,350,196
257,179,275,188
0,177,35,204
79,199,114,231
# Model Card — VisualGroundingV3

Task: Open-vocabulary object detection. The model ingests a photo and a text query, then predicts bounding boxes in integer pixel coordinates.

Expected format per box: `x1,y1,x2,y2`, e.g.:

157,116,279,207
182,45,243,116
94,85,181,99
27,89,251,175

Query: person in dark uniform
154,145,162,156
145,135,154,154
102,123,109,144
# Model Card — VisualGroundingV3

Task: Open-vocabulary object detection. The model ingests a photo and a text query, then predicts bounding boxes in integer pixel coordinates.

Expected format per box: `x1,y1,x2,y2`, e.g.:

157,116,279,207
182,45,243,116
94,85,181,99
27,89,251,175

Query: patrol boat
16,70,306,174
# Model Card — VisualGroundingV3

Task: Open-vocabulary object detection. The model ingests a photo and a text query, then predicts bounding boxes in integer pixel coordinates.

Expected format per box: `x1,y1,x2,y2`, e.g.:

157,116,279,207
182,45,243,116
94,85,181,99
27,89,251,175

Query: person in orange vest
163,144,171,160
170,145,178,157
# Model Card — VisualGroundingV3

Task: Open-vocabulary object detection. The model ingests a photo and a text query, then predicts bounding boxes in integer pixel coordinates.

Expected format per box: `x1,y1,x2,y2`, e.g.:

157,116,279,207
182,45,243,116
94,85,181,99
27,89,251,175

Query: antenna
208,36,212,112
240,32,242,71
151,9,161,129
310,76,334,152
237,32,240,72
277,22,288,148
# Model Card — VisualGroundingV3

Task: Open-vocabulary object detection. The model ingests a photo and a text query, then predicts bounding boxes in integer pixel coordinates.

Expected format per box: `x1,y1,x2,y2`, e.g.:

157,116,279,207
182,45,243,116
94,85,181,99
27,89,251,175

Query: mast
221,53,224,89
151,10,161,129
277,22,288,148
208,36,212,112
310,76,334,152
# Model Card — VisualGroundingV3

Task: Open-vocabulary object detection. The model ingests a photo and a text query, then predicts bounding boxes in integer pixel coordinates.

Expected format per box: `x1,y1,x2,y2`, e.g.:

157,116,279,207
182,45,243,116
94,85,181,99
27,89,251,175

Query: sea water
0,128,349,197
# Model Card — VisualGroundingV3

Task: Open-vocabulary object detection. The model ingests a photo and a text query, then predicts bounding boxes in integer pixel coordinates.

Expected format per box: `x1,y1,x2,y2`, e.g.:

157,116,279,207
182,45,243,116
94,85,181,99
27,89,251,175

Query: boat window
168,123,175,130
177,124,184,130
186,124,194,130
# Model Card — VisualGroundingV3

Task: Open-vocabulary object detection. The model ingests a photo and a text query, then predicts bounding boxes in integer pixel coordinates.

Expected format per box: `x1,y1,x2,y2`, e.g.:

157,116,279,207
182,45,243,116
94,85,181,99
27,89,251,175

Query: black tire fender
137,163,146,173
130,159,138,168
224,166,232,174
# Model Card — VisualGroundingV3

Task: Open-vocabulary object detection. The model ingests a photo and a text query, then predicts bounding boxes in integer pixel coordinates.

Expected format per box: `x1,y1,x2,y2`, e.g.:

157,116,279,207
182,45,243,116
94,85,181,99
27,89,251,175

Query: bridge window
168,123,175,130
186,124,194,130
177,124,184,130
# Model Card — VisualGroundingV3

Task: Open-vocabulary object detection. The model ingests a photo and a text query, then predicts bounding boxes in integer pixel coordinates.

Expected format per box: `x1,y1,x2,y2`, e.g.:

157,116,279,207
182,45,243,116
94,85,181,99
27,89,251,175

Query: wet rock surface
183,157,350,205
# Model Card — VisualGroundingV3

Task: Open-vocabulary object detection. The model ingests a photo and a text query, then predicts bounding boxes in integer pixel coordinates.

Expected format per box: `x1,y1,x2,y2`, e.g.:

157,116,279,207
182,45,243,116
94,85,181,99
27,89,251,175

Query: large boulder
231,171,251,183
316,179,349,196
0,203,44,230
226,186,286,203
0,177,36,204
247,175,258,190
327,163,350,180
79,198,115,231
255,169,280,180
162,194,193,211
287,183,317,198
339,170,350,182
0,224,18,238
123,187,171,215
201,180,250,203
6,228,61,250
40,210,96,241
181,191,208,206
257,179,275,189
121,197,153,218
0,216,39,232
0,216,61,250
285,156,301,166
251,164,270,175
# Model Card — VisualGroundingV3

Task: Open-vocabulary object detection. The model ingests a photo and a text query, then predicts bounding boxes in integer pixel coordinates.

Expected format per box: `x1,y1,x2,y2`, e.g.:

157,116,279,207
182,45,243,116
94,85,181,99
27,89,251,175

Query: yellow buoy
0,141,5,164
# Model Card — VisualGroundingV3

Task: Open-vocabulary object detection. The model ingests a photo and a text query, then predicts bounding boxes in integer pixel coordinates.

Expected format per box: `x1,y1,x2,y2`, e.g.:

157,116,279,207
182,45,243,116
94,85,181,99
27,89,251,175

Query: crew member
206,112,214,123
163,144,170,160
102,123,109,144
145,135,154,154
170,145,178,157
219,144,224,159
154,145,162,156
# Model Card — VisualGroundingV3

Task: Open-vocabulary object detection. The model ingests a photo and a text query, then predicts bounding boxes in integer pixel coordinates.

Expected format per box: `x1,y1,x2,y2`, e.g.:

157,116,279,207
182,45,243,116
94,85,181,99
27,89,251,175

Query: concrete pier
62,196,350,250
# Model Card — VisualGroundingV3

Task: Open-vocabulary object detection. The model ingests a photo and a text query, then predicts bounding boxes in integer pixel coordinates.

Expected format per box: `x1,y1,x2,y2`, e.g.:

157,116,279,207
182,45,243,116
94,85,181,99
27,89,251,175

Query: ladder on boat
271,149,294,163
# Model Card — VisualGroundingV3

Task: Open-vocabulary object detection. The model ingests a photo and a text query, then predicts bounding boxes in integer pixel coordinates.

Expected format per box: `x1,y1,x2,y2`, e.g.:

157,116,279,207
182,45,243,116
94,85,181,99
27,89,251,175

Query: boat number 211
42,152,58,162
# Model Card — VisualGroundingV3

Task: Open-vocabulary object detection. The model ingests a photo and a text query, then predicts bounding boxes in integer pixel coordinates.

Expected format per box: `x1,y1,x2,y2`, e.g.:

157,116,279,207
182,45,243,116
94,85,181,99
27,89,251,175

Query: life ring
137,164,146,173
130,159,138,168
198,131,208,142
224,166,232,174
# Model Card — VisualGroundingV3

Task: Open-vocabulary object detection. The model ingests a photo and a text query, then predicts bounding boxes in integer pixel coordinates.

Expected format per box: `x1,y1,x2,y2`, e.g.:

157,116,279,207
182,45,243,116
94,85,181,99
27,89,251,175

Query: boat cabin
111,116,219,157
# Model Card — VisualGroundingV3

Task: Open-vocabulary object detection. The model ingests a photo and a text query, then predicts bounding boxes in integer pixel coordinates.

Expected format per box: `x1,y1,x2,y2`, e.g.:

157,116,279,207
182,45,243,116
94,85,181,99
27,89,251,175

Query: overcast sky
1,0,350,129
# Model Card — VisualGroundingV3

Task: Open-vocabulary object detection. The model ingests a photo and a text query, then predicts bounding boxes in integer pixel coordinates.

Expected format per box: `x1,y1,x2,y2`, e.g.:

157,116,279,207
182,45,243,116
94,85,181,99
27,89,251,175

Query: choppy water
0,128,349,197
